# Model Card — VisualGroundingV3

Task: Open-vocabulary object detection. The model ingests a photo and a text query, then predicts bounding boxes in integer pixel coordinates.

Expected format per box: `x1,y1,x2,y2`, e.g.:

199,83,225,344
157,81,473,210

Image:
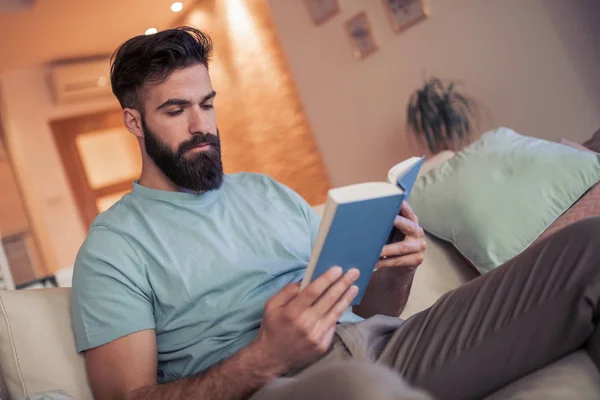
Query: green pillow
410,127,600,274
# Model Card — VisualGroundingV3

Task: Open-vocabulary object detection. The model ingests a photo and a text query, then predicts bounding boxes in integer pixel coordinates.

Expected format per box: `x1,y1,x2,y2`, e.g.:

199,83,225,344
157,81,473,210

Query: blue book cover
386,156,425,244
393,157,424,198
302,157,424,305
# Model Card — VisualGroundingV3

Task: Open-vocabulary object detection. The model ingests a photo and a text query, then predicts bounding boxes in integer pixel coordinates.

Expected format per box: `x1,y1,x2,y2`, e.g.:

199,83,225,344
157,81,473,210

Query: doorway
51,109,141,228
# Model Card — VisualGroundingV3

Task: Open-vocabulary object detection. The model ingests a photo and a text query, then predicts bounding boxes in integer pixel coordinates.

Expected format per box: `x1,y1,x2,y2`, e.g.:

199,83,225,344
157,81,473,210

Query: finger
321,285,359,328
393,215,423,237
309,325,337,356
290,266,344,311
380,238,426,258
266,283,301,310
400,201,419,224
376,252,425,270
319,326,337,351
312,268,360,317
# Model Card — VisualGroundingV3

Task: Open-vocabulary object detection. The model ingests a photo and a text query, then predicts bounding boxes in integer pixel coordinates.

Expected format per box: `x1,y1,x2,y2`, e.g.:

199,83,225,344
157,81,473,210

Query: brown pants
251,217,600,400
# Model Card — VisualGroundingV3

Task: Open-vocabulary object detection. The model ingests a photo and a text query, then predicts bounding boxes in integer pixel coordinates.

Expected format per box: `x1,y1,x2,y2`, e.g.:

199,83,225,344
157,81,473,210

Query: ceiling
0,0,191,71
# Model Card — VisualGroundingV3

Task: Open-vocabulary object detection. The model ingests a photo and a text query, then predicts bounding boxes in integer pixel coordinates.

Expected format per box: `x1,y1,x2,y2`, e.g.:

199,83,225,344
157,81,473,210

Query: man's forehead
146,64,213,102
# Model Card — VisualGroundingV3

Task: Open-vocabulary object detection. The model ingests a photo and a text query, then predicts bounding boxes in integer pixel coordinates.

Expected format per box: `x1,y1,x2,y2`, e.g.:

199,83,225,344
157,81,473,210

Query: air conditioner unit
49,57,113,104
0,0,36,12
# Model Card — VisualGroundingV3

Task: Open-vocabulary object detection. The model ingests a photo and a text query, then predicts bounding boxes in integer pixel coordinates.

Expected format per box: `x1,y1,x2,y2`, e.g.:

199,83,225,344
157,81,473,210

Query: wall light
97,76,108,87
145,27,158,35
171,2,183,12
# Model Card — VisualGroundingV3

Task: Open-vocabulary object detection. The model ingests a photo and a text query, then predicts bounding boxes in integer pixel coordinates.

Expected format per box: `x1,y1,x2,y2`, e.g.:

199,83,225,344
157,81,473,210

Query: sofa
1,151,599,399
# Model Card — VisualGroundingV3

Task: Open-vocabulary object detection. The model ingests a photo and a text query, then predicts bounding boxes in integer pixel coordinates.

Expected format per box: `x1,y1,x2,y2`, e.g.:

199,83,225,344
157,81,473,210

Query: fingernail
350,285,359,295
329,266,343,277
348,268,360,279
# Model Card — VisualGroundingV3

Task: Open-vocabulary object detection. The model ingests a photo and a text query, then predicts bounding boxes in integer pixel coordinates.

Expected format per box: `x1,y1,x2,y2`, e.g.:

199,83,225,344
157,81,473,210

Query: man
72,27,600,400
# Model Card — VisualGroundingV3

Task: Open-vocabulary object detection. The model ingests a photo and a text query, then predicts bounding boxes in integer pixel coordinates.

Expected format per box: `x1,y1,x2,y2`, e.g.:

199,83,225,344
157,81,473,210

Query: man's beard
142,118,224,192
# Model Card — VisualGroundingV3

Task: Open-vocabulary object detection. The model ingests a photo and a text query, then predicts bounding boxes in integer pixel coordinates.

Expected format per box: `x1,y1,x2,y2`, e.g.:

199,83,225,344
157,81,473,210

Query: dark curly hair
407,78,477,154
110,26,213,112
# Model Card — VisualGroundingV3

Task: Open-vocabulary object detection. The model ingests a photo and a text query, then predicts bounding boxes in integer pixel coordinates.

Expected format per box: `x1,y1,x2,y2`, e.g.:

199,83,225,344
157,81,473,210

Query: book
385,156,425,244
301,156,424,305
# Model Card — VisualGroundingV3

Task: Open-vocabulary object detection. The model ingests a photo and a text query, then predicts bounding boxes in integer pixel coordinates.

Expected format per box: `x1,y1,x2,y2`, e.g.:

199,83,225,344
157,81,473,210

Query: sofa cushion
532,140,600,244
410,127,600,274
400,232,478,319
0,288,91,399
484,351,600,399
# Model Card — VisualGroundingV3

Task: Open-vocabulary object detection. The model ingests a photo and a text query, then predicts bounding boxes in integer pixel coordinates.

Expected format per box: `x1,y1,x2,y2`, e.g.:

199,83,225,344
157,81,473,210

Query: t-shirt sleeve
71,226,155,353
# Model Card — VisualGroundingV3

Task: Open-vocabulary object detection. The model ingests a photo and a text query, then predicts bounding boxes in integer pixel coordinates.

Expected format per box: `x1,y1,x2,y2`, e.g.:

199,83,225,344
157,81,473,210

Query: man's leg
250,359,433,400
347,217,600,399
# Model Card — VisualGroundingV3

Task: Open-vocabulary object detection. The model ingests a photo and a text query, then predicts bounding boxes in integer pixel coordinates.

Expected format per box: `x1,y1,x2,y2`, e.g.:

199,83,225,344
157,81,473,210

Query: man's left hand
377,201,427,270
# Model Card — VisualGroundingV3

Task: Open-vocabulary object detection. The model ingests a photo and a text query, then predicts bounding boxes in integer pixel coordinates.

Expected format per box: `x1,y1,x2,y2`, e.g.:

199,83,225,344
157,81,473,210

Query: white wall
268,0,600,186
0,68,119,272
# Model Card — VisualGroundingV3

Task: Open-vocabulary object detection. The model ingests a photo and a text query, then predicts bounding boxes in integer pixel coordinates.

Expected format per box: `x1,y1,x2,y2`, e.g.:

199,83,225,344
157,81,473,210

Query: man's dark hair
110,26,213,111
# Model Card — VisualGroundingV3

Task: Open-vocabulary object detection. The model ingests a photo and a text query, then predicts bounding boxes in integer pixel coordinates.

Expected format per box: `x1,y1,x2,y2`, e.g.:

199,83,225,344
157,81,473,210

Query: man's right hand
251,267,360,375
84,268,359,400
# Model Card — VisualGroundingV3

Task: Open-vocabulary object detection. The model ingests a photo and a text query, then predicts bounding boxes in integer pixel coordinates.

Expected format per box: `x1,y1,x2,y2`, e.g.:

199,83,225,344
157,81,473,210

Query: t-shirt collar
131,180,222,204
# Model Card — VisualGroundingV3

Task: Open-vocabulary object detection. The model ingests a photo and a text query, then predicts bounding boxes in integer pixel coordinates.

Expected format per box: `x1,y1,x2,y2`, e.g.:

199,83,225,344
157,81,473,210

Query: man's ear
123,108,144,139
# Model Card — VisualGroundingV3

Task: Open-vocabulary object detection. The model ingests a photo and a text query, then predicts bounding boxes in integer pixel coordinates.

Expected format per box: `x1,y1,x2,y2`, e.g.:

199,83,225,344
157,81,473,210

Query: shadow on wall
542,0,600,127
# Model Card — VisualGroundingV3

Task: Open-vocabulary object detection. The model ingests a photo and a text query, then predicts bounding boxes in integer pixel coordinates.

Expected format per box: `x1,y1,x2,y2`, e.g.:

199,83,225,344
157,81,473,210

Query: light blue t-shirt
72,173,362,383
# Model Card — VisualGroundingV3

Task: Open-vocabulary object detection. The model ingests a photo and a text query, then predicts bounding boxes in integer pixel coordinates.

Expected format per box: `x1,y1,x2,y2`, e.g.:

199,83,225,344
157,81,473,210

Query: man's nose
188,106,211,135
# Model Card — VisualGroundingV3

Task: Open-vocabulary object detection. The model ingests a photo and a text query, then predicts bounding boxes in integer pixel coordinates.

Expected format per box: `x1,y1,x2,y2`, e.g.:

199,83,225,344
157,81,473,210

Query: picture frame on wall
303,0,340,25
383,0,430,33
345,12,378,60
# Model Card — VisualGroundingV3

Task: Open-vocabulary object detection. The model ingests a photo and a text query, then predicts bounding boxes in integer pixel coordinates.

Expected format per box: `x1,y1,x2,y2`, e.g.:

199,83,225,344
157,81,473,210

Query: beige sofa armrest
400,233,478,319
0,288,92,399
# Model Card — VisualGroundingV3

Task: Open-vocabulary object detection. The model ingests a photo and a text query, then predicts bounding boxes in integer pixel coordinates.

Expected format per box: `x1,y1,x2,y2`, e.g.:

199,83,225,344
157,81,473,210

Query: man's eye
202,104,214,110
167,109,183,116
